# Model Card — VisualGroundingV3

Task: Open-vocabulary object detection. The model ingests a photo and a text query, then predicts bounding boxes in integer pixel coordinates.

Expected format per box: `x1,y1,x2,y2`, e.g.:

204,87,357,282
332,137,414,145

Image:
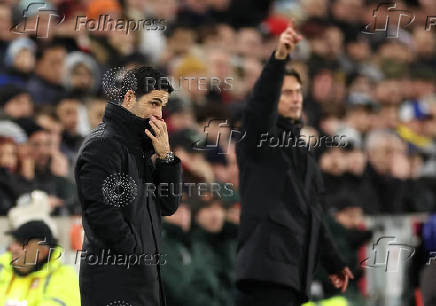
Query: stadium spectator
56,96,84,161
0,136,33,215
161,194,195,306
0,85,34,119
190,196,235,306
26,40,67,105
0,37,36,86
0,220,80,305
63,51,100,98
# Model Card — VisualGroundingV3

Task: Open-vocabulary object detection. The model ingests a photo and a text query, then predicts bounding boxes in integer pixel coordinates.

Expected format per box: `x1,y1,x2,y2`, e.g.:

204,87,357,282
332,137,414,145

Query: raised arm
240,26,302,153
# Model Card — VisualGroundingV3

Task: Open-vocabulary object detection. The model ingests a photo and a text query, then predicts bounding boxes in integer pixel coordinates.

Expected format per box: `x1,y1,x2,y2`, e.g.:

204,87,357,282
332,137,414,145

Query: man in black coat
235,26,354,306
75,67,182,306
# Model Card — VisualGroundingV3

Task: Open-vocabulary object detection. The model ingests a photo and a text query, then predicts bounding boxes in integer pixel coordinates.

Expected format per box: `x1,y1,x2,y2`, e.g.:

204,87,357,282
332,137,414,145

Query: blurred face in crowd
320,115,342,136
237,28,262,60
180,72,208,101
346,40,371,62
324,26,344,58
13,49,35,74
208,50,232,81
312,70,334,103
335,207,363,229
164,203,191,232
413,28,434,58
346,106,373,133
35,113,63,155
57,98,80,134
302,0,328,18
320,147,347,176
109,30,137,56
0,140,17,172
0,4,13,41
149,0,177,20
332,0,363,23
87,99,106,129
196,201,225,233
29,130,52,168
3,93,33,119
217,24,236,52
367,133,406,175
372,105,398,130
346,149,366,176
71,64,94,92
378,42,412,62
376,79,403,105
168,28,195,57
122,89,169,119
36,47,66,84
349,75,373,96
278,75,303,120
9,238,50,273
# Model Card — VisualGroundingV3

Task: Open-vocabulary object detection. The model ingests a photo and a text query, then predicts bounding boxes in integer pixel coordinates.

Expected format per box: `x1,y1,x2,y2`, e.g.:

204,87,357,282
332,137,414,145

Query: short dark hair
284,68,302,84
35,38,66,60
122,66,174,100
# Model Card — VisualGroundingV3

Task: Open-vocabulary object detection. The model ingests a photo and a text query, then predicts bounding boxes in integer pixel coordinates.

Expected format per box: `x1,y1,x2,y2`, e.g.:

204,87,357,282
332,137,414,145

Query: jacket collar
276,115,303,137
103,102,154,155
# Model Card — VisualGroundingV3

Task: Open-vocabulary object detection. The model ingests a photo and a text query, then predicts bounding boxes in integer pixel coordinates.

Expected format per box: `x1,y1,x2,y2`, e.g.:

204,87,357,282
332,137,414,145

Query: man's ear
122,90,136,109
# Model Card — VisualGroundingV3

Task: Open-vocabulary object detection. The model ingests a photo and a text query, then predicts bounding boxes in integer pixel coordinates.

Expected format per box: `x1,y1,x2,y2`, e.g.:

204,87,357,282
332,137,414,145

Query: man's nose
152,108,162,119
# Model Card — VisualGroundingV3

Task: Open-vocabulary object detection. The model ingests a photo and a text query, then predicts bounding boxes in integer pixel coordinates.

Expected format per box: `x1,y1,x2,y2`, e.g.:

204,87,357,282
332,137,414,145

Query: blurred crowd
0,0,435,305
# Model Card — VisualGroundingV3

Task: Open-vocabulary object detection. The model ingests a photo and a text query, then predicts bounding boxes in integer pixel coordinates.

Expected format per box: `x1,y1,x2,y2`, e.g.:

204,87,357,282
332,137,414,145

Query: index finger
341,274,349,293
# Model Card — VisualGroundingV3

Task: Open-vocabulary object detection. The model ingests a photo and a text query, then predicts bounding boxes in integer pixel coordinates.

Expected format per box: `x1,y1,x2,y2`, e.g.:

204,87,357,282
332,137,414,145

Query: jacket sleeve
154,156,182,216
314,165,346,274
75,137,137,254
319,217,347,275
239,51,289,155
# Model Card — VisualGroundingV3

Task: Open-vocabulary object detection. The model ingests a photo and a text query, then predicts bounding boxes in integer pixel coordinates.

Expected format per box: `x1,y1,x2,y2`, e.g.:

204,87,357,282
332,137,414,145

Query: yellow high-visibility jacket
303,296,348,306
0,248,80,306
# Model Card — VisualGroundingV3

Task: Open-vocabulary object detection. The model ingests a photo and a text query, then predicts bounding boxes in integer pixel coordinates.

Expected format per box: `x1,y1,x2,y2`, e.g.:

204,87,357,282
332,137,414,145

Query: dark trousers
236,280,305,306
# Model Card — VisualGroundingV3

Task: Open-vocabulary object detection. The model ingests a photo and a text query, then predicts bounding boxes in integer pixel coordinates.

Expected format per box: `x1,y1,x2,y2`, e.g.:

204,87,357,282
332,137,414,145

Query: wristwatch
158,151,175,163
